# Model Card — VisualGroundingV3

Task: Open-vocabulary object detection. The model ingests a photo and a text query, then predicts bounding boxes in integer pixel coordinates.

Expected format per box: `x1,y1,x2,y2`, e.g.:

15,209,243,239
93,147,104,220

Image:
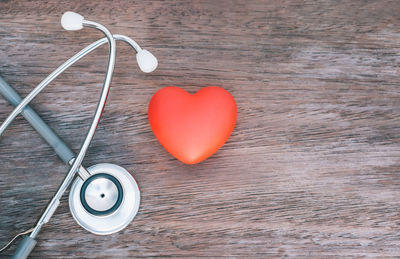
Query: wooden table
1,0,400,258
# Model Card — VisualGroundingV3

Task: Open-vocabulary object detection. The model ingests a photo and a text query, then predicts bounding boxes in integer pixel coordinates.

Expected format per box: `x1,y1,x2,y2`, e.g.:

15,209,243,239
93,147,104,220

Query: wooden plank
1,0,400,257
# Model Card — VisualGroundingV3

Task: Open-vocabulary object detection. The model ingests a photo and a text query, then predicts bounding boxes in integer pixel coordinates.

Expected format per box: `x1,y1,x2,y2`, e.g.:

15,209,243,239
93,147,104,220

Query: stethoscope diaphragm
69,163,140,235
80,172,124,216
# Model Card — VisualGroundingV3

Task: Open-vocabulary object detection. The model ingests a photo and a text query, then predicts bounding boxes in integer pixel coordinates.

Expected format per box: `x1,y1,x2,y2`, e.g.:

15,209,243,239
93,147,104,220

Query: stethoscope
0,11,158,258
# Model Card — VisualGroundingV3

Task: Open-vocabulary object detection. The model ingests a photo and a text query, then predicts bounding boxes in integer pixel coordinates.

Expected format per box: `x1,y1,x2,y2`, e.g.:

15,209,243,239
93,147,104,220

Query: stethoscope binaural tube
10,17,117,259
0,33,155,137
26,18,117,241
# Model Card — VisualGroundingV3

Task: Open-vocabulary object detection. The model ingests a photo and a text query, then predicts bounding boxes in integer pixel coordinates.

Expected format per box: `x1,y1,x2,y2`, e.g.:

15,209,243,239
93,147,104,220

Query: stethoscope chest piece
69,163,140,235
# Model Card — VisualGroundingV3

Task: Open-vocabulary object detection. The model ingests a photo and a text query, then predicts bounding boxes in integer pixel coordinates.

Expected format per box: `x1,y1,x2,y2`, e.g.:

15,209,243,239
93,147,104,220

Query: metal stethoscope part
69,163,140,235
0,11,157,258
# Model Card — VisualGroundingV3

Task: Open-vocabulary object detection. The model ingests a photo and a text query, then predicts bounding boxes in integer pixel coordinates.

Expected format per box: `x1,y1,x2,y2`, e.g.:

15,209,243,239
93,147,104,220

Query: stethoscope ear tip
61,11,84,31
136,49,158,73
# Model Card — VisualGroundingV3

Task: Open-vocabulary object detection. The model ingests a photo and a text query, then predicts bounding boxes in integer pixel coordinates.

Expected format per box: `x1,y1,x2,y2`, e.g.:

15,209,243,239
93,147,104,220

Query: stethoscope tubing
0,77,93,181
0,76,76,164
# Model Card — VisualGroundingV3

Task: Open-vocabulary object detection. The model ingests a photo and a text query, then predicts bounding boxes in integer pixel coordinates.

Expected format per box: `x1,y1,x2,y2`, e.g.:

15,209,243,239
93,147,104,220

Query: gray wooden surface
1,0,400,258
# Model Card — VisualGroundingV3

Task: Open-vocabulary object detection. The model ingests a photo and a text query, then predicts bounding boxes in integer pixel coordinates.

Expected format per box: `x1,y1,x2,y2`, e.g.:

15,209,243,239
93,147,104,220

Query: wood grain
1,0,400,258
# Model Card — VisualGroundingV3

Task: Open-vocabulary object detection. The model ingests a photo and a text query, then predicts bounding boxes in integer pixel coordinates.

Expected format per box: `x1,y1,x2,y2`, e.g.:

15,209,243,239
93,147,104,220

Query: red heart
148,86,237,164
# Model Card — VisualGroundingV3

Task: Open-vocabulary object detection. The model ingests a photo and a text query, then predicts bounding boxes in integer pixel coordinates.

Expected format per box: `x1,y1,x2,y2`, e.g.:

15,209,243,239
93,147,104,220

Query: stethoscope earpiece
136,49,158,73
61,11,84,31
61,11,158,73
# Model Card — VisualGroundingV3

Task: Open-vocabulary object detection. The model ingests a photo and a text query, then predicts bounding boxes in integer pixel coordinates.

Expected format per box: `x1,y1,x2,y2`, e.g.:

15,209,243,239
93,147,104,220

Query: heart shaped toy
148,86,237,164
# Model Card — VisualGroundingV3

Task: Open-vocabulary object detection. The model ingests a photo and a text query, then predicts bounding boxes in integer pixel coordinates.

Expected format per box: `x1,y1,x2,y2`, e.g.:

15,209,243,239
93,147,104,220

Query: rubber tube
0,76,74,164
